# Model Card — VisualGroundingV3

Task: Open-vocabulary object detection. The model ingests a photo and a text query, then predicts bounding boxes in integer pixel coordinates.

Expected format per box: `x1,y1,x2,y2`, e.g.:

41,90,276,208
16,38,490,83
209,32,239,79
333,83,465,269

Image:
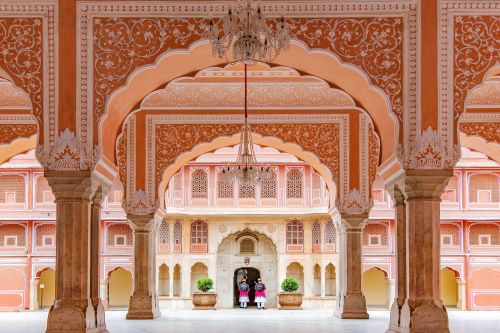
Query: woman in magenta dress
254,277,266,309
238,278,250,308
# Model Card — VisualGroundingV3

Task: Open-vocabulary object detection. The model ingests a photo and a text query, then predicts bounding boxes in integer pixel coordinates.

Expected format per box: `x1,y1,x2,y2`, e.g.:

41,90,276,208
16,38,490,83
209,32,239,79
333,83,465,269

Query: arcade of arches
0,1,499,333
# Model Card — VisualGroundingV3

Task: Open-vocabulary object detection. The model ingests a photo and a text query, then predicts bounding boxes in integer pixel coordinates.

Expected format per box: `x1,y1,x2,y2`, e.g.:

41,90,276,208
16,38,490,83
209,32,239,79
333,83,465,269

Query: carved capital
403,170,453,201
338,189,372,215
44,170,93,201
122,190,159,216
127,214,157,233
36,128,99,171
397,127,460,170
341,214,368,231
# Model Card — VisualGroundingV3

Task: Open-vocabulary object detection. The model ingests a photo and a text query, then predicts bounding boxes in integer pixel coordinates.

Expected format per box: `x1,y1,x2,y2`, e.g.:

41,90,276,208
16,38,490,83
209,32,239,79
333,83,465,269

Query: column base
335,291,369,319
386,299,450,333
46,299,108,333
126,291,161,320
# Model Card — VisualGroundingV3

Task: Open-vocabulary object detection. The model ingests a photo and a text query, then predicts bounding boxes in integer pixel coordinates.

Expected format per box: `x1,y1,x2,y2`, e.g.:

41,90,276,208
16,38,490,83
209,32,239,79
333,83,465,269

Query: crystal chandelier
205,0,290,64
221,64,273,186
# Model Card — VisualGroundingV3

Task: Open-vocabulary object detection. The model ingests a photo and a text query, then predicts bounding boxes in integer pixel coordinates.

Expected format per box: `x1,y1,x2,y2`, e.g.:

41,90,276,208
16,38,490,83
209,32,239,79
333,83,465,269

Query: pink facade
0,148,499,310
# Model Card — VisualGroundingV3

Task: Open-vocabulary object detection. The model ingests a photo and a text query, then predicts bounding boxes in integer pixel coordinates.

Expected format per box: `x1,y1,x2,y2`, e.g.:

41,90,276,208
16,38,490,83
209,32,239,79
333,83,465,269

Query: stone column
44,170,107,333
457,279,466,310
387,170,452,333
30,278,39,310
320,264,326,297
387,279,396,309
387,185,408,332
336,214,369,319
169,266,175,298
126,214,161,319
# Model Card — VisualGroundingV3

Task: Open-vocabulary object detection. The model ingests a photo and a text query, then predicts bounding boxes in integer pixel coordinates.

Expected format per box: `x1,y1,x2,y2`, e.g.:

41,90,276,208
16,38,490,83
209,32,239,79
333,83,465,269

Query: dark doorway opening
233,267,260,307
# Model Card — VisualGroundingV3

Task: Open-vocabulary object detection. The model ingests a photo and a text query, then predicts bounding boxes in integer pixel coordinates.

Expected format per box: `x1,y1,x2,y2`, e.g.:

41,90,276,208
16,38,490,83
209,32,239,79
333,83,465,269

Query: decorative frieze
122,189,159,216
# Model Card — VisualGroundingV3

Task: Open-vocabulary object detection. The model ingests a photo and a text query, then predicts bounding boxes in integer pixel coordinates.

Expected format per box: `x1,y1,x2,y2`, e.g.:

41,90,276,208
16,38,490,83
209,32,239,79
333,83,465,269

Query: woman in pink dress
238,278,250,309
254,277,266,309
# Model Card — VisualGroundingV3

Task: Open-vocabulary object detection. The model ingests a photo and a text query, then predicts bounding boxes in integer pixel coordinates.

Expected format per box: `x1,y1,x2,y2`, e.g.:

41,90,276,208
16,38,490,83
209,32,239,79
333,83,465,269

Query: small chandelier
221,64,273,187
205,0,290,64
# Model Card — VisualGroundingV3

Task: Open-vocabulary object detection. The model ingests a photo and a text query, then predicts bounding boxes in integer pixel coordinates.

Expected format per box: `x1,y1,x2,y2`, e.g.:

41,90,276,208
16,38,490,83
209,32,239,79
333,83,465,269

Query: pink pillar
387,170,452,333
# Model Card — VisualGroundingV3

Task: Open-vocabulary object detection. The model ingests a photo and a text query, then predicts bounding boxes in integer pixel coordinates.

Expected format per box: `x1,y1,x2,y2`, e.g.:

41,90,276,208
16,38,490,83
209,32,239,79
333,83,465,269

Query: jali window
239,183,255,199
217,171,233,199
191,169,208,199
173,221,182,253
324,220,336,245
286,169,303,199
260,171,277,199
312,221,321,253
286,220,304,245
191,220,208,245
159,220,170,245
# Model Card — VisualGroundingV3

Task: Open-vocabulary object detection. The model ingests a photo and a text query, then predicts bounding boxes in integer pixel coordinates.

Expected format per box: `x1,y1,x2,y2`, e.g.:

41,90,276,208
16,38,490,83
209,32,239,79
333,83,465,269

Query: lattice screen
286,169,303,199
325,220,336,244
260,171,277,198
191,220,208,244
191,169,208,199
159,220,170,245
312,221,321,246
107,223,133,246
0,175,25,203
239,183,255,199
286,220,304,245
0,224,26,246
217,171,233,199
173,221,182,251
35,224,56,246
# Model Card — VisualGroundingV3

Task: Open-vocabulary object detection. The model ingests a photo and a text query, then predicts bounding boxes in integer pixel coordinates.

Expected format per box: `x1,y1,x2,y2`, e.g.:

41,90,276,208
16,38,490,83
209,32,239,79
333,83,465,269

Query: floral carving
47,301,85,331
36,128,99,171
368,123,380,189
116,123,128,188
123,189,159,216
398,127,461,170
339,189,371,215
454,15,500,122
288,17,404,122
91,16,405,142
0,18,43,123
0,124,37,144
460,122,500,143
154,123,340,190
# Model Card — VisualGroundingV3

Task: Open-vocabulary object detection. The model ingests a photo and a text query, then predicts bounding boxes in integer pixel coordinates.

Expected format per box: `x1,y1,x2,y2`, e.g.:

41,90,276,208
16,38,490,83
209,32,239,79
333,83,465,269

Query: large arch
157,132,338,208
100,40,397,169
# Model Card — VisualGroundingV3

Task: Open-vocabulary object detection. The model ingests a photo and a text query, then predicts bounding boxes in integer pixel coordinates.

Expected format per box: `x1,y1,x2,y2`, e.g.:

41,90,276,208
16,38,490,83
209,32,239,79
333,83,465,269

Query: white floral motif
36,128,99,171
123,189,159,216
397,127,461,170
339,189,371,215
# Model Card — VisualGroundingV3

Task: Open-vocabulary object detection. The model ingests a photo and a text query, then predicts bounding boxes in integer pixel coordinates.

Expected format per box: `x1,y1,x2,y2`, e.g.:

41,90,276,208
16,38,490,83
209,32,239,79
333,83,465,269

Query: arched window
173,221,182,253
286,220,304,252
191,169,208,199
260,171,277,199
158,220,170,253
312,221,321,253
190,220,208,253
240,238,255,254
107,223,132,246
217,171,233,199
324,220,336,252
286,169,303,199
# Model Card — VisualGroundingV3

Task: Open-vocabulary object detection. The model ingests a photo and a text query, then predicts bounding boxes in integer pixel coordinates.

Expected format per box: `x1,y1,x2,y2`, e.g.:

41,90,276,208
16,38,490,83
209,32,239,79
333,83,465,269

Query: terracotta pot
192,292,217,310
278,292,303,310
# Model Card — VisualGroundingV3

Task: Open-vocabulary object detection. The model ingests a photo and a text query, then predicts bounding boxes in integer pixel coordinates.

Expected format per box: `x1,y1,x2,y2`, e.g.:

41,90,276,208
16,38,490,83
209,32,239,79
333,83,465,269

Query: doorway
233,267,260,307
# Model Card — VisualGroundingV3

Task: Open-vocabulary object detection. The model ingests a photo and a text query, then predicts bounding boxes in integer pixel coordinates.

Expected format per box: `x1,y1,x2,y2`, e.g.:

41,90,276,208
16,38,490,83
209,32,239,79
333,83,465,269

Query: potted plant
192,277,217,310
278,277,303,309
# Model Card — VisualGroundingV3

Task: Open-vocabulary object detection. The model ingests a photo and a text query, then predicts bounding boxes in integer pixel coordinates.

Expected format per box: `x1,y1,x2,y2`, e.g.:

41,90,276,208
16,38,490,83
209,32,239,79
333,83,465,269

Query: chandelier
221,64,273,187
205,0,290,64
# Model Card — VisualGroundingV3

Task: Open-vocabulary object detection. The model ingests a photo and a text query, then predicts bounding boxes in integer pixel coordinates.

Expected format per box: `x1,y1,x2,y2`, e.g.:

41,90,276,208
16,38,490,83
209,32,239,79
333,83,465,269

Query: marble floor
0,309,499,333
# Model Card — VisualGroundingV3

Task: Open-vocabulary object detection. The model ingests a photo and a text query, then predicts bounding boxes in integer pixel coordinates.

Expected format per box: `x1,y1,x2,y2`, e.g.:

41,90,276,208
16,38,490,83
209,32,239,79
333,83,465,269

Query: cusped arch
158,132,338,209
101,40,397,167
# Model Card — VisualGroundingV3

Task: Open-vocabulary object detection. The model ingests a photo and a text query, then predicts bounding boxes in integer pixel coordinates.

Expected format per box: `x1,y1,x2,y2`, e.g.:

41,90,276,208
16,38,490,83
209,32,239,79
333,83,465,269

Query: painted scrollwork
0,124,37,144
36,128,99,171
0,18,43,122
454,15,500,121
460,122,500,143
123,189,159,216
397,127,461,170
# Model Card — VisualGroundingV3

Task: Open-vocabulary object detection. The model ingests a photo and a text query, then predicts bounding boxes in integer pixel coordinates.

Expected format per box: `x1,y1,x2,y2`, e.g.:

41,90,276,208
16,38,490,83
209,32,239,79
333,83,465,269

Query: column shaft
126,215,161,319
44,170,107,333
336,215,369,319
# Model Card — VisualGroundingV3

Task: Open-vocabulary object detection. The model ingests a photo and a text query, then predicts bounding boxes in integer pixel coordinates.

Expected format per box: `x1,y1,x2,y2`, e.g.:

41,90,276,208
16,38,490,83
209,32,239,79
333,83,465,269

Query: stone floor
0,309,499,333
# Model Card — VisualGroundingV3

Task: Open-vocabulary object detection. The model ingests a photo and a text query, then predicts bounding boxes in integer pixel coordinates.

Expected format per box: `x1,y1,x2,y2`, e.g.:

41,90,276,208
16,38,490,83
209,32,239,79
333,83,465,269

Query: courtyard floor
0,309,499,333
